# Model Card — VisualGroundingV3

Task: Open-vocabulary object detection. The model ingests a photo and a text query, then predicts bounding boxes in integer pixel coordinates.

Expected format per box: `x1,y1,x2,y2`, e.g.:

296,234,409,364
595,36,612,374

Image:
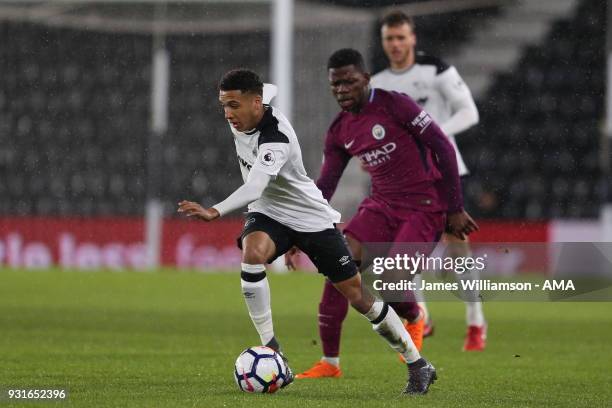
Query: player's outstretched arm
177,168,272,221
212,168,272,216
177,201,220,221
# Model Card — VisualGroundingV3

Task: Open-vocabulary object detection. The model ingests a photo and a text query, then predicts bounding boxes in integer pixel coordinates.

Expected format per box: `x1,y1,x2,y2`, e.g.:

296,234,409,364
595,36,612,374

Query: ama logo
542,280,575,291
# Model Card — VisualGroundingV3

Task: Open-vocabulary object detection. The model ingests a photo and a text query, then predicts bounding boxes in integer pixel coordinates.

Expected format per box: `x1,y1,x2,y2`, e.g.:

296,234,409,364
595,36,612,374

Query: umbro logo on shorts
339,255,351,266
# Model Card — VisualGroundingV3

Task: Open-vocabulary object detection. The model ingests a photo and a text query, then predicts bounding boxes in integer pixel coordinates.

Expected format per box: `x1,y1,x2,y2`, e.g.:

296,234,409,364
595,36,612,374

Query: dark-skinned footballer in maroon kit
291,49,478,379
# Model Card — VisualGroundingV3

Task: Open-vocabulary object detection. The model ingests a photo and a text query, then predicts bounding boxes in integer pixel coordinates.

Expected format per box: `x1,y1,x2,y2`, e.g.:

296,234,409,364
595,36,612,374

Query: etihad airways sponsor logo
358,142,396,167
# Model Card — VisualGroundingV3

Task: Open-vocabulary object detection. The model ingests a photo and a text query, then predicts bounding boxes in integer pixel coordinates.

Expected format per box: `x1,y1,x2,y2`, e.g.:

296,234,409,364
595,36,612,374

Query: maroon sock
389,301,420,322
318,279,349,358
388,288,420,322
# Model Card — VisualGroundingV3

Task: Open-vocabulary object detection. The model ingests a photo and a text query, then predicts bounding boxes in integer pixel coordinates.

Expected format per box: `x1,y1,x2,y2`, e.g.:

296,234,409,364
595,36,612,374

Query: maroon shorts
343,197,445,245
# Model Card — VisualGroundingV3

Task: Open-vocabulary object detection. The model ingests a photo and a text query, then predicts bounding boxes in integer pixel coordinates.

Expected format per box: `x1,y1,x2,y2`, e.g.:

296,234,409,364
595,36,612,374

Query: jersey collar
242,105,274,135
388,65,415,75
255,105,275,131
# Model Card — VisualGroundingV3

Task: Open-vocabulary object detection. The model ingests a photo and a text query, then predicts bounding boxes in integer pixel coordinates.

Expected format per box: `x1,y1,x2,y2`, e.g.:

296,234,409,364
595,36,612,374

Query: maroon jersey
317,88,463,213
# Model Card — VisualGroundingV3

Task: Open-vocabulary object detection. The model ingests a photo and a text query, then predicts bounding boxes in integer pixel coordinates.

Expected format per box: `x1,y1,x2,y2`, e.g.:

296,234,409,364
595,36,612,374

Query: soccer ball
234,346,288,393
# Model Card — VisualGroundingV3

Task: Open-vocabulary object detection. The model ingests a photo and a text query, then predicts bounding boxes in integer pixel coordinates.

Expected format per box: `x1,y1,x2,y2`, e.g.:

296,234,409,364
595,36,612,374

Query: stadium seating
459,0,604,219
0,23,149,215
0,23,265,216
0,0,603,220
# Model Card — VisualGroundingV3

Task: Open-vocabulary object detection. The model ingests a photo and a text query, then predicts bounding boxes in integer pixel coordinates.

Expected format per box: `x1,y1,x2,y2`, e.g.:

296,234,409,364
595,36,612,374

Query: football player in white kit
370,10,486,351
178,69,438,394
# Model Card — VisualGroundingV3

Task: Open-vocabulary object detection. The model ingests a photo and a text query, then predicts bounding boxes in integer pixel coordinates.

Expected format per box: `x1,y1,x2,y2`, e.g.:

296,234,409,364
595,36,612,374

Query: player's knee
241,232,275,264
242,245,269,264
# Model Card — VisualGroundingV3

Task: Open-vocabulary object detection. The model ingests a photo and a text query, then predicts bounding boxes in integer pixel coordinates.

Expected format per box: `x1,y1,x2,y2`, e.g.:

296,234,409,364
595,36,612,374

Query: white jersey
371,52,476,176
230,106,341,232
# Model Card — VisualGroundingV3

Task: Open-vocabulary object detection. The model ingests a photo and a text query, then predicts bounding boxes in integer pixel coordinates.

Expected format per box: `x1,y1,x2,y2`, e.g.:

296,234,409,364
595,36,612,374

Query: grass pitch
1,269,611,407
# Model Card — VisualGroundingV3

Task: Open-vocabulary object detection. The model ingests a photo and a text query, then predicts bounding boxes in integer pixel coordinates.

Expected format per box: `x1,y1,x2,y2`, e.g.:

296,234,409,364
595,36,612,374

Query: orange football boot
295,360,342,379
405,311,425,352
398,309,425,363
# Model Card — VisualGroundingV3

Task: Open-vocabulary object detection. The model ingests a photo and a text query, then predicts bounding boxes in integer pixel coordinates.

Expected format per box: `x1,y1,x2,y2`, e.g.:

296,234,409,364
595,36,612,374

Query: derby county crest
372,124,386,140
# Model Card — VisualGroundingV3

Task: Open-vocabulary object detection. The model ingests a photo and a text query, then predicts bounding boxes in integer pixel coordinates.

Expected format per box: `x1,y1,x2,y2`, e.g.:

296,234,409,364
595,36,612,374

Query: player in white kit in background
370,10,487,351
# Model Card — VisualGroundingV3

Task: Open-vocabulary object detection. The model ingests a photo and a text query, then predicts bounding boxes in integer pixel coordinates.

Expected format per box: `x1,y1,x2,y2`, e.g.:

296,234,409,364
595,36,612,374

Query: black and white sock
241,263,276,347
364,301,421,364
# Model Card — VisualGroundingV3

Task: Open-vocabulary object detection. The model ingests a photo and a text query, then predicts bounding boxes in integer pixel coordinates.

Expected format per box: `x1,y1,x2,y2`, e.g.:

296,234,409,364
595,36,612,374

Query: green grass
1,269,611,407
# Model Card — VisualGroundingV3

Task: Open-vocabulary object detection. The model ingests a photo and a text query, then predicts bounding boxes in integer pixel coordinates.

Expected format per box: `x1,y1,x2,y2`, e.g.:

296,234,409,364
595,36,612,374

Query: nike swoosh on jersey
344,140,355,149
